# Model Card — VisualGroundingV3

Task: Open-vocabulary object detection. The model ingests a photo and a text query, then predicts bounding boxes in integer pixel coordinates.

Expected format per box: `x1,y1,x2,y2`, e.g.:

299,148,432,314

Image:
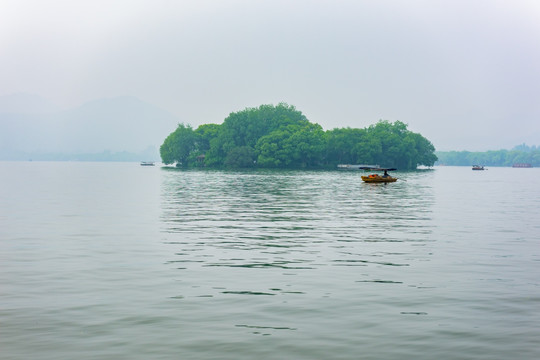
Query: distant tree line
436,144,540,167
160,103,437,170
1,147,159,162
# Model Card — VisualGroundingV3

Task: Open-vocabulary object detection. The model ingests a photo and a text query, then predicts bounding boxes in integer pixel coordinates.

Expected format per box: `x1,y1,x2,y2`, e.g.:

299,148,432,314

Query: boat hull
361,175,397,183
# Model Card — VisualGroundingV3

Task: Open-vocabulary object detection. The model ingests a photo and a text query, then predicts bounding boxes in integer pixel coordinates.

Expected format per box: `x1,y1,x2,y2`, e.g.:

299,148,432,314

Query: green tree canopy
160,123,196,165
255,122,325,168
204,103,309,167
160,104,438,170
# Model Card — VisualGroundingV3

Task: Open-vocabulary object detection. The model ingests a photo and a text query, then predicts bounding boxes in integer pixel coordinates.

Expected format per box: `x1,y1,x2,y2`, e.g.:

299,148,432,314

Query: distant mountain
0,94,181,159
0,93,62,114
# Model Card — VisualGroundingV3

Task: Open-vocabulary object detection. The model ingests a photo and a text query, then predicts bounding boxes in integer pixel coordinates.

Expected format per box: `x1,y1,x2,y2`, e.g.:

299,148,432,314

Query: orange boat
359,167,398,183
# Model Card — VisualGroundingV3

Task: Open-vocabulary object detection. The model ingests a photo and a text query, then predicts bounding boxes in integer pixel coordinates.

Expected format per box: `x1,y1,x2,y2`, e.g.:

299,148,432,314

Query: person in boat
382,170,389,178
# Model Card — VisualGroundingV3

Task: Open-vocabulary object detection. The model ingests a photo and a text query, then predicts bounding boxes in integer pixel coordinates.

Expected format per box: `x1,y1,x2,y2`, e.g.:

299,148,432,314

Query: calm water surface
1,162,539,359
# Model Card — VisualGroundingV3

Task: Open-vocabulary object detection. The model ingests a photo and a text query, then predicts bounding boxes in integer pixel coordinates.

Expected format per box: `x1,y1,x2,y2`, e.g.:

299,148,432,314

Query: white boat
140,161,155,166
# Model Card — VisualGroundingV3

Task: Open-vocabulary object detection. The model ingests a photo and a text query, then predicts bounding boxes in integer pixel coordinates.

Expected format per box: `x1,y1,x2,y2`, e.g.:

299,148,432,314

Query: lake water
1,162,539,360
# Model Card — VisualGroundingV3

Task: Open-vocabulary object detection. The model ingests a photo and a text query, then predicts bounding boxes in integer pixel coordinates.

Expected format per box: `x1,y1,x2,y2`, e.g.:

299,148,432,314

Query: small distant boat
359,167,398,183
472,165,485,170
512,163,532,168
140,161,155,166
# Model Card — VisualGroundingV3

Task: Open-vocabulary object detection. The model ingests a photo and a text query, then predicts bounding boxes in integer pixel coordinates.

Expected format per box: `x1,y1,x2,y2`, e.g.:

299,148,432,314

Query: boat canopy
358,167,397,171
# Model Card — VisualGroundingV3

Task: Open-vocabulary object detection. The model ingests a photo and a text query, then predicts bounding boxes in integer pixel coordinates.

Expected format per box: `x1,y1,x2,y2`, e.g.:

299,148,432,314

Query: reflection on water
160,169,435,270
159,169,436,306
157,169,445,352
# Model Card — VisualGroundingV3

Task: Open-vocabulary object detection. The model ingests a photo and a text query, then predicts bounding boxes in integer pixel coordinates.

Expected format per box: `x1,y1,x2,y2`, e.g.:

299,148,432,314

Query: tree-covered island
160,103,437,170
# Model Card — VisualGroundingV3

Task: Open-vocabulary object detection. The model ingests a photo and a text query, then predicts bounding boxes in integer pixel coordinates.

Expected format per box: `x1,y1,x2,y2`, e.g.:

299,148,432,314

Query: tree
325,127,368,165
159,123,196,165
205,103,309,167
362,120,436,169
410,132,437,167
255,128,291,167
288,123,326,167
254,122,325,168
224,146,255,168
195,123,220,153
218,103,308,148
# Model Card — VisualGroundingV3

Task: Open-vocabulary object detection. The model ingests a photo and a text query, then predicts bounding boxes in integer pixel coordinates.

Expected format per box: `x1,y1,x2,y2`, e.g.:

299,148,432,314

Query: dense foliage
160,103,437,170
436,144,540,167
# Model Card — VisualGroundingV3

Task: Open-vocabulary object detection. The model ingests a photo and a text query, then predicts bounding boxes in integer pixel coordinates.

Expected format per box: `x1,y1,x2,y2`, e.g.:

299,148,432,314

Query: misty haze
0,94,179,160
1,1,539,360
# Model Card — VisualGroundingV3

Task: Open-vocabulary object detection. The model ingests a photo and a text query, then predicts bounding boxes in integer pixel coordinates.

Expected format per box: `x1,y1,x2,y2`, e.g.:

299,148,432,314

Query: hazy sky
2,0,539,151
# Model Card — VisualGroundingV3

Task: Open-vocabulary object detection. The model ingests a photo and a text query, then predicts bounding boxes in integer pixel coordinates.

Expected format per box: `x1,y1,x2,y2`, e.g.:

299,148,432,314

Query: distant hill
0,93,63,114
0,94,181,160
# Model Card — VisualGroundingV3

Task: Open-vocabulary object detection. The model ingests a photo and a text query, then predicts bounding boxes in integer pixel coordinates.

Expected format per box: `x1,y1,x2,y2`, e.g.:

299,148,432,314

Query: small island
160,103,437,170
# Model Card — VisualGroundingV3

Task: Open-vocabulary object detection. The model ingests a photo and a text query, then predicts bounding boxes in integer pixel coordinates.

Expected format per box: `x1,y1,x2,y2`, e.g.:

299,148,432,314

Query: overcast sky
1,0,539,151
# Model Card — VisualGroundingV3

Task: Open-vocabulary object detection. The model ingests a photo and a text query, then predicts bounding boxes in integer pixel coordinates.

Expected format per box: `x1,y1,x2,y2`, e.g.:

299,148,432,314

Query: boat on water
359,167,398,183
140,161,155,166
472,165,485,170
512,163,532,168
